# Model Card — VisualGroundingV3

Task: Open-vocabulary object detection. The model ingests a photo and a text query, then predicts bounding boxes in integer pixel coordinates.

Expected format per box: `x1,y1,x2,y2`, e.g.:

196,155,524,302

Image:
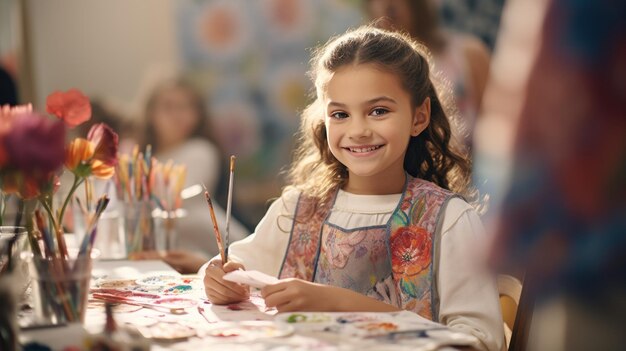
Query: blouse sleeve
437,198,505,351
199,189,300,277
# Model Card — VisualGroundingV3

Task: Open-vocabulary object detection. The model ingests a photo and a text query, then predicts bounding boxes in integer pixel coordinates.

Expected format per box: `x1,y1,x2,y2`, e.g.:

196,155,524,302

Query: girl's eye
371,108,389,117
330,111,349,119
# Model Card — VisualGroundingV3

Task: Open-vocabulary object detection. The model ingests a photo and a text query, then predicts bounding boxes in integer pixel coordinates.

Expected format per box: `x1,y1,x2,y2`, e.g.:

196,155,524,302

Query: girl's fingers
260,281,288,298
206,286,244,305
208,275,248,298
262,286,292,308
223,261,244,272
203,265,248,302
275,300,299,313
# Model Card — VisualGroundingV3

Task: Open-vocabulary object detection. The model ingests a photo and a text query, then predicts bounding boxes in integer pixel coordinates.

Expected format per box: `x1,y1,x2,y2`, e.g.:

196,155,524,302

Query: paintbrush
202,184,226,263
225,155,235,262
92,293,186,314
197,305,216,324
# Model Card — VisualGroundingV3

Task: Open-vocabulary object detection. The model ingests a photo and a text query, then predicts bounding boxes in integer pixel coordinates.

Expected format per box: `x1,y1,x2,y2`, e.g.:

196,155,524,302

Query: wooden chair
497,275,523,349
499,273,535,351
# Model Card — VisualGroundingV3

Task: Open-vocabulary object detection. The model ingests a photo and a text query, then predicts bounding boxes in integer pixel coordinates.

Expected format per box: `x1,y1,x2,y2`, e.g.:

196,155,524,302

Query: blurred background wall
2,0,503,228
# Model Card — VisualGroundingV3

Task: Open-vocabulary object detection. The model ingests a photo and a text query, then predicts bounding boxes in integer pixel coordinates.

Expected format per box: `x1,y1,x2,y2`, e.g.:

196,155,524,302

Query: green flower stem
58,174,84,231
39,199,58,234
0,193,4,226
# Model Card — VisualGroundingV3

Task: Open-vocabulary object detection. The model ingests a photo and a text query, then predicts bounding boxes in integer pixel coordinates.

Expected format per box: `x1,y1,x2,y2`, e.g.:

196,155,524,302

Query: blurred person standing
366,0,491,148
134,78,248,272
475,0,626,349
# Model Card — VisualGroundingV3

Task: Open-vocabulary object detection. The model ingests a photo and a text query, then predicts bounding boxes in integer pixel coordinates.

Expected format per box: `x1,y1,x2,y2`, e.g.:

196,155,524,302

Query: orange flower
46,89,91,128
65,138,94,172
90,160,115,179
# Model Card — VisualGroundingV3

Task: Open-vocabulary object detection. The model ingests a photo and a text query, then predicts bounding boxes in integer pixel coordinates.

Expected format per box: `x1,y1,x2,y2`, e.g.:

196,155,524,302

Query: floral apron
278,176,454,321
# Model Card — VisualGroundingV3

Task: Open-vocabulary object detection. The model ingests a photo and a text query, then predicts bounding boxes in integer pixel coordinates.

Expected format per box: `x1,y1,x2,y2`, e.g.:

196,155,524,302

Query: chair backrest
498,274,523,349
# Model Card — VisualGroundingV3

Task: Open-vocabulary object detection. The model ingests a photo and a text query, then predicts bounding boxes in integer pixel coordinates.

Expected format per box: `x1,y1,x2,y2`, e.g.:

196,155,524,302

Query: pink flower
0,104,32,135
87,123,119,166
3,112,66,175
0,104,33,166
46,89,91,128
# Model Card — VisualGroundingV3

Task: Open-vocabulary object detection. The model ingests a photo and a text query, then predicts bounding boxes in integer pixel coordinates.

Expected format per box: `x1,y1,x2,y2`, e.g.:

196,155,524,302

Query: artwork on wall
174,0,364,224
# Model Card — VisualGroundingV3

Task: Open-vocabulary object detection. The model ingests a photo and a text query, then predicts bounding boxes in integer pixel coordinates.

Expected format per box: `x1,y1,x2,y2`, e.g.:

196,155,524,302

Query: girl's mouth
343,145,384,154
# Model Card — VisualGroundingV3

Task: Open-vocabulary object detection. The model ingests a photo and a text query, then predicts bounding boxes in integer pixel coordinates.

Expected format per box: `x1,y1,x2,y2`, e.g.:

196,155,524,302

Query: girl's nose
347,117,373,139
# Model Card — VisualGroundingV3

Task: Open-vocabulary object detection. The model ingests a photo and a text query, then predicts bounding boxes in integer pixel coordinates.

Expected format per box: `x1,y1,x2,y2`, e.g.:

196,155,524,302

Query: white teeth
348,145,381,153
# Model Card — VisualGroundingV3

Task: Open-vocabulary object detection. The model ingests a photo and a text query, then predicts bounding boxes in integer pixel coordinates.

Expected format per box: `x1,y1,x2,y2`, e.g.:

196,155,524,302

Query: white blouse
207,188,504,351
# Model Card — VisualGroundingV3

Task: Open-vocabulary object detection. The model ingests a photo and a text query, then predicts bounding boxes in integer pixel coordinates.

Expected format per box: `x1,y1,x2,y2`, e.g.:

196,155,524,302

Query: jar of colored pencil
153,208,187,251
121,200,156,255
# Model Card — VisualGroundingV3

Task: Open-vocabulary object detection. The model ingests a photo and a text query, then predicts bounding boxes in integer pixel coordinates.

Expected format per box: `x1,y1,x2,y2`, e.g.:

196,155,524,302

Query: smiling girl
202,26,504,351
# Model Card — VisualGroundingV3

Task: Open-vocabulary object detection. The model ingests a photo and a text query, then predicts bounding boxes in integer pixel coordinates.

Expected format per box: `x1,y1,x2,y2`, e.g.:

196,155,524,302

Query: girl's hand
261,278,335,312
203,259,249,305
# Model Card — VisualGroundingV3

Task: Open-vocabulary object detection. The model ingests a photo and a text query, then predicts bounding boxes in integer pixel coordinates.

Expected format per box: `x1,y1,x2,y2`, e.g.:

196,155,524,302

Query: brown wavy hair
284,25,473,206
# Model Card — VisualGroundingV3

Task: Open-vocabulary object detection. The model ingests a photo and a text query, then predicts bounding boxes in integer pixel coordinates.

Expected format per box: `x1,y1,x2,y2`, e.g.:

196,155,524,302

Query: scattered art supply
276,311,448,337
358,322,398,332
92,290,196,314
87,299,143,313
90,288,161,300
206,321,294,340
337,314,378,324
197,306,217,324
285,313,332,324
95,279,141,289
222,269,278,289
205,292,276,322
152,297,197,309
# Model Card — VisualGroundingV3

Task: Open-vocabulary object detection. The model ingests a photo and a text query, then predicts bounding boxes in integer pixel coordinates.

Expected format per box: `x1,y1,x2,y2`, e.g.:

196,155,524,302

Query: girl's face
323,64,430,192
151,86,200,149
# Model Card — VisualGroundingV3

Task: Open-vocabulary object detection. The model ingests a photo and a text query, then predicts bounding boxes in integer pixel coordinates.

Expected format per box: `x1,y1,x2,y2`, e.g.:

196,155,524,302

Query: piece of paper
222,269,279,289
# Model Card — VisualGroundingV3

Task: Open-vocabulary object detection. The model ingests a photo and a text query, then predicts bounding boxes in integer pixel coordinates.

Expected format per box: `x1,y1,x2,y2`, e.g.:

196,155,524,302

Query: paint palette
206,321,294,340
138,322,197,341
162,284,194,295
276,311,445,337
135,274,179,290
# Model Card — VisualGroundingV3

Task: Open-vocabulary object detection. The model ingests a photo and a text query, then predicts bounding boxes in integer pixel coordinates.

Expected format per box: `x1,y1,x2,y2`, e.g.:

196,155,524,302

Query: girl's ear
411,97,431,137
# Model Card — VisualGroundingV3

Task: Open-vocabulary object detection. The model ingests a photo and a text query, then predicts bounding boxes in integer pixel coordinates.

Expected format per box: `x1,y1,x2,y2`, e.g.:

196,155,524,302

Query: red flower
46,89,91,128
87,123,119,166
390,226,432,277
